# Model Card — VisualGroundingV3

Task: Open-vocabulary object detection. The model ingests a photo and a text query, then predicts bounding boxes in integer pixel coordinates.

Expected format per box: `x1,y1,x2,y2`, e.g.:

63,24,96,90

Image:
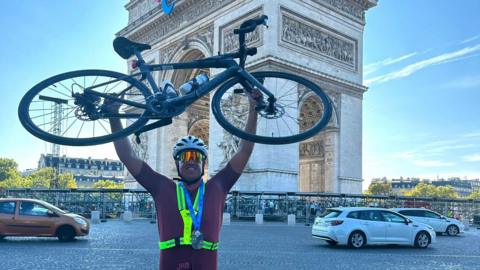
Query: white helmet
172,135,208,160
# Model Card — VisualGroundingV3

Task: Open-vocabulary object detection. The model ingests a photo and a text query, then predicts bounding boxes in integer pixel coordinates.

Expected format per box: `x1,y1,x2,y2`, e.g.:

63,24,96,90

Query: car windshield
321,209,342,218
39,201,67,214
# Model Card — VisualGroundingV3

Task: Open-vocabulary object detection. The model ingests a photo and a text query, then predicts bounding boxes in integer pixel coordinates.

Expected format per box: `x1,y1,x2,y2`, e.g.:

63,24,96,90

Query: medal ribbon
180,181,204,232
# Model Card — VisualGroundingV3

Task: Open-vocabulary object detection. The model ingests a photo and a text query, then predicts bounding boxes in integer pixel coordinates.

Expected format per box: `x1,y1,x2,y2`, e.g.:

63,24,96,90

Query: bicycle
18,15,332,146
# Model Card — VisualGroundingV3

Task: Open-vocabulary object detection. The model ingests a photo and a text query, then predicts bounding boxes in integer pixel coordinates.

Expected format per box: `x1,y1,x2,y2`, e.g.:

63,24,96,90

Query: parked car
391,208,464,236
0,198,89,241
312,207,436,248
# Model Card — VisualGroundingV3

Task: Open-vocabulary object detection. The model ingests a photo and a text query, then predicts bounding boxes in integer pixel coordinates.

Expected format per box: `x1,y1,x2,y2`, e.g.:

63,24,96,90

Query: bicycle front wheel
212,71,332,144
18,70,150,146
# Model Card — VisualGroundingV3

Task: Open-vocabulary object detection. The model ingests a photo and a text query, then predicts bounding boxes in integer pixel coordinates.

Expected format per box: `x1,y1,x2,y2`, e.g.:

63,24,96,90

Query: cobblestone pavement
0,220,479,270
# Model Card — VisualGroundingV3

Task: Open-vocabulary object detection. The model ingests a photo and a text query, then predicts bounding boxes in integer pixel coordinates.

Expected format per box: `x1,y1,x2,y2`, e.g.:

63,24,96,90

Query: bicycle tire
18,69,150,146
212,71,332,144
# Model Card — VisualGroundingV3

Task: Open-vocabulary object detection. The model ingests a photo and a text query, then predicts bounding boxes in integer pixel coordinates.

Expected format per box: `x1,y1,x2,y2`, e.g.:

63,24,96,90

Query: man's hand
102,93,124,115
247,88,263,107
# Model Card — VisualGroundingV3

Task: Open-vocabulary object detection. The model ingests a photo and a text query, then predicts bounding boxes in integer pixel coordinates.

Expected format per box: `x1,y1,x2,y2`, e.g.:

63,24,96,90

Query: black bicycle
18,15,332,146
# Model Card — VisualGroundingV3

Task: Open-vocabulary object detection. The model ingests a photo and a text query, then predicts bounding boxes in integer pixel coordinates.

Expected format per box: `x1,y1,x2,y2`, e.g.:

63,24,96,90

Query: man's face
177,150,204,183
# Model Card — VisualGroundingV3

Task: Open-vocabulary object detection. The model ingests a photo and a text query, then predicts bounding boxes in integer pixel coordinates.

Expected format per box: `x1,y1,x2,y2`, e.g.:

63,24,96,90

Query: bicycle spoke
97,120,110,135
281,116,294,135
76,120,85,138
47,86,72,99
30,110,56,120
62,118,79,136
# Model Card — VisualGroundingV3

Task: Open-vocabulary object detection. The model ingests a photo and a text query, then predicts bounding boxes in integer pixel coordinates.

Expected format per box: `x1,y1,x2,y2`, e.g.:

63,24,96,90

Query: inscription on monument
128,0,235,45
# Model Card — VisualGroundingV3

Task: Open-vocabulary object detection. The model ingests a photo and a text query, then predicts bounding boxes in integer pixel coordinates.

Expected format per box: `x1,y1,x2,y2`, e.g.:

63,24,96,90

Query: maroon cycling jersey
133,162,241,270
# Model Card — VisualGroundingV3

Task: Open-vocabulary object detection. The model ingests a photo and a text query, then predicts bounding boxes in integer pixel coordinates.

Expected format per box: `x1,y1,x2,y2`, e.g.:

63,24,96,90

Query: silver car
392,208,465,236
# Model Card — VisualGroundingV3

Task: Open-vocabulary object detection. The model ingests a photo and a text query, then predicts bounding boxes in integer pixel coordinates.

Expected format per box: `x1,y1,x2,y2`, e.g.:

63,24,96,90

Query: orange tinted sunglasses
179,150,205,162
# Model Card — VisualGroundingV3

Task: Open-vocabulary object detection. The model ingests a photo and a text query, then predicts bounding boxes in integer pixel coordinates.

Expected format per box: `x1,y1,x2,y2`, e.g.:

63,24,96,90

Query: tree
93,180,124,189
0,158,19,181
57,173,77,189
403,183,459,199
468,190,480,200
364,182,393,196
24,168,54,188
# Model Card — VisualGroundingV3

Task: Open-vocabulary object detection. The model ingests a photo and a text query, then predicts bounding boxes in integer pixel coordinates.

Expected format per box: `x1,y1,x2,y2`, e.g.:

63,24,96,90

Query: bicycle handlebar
234,15,268,35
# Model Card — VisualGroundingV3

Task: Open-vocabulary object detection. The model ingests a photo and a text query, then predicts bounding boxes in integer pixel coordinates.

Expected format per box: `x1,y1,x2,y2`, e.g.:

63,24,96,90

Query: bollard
255,213,263,225
123,211,133,223
288,214,296,226
91,211,100,224
223,213,231,225
463,220,470,231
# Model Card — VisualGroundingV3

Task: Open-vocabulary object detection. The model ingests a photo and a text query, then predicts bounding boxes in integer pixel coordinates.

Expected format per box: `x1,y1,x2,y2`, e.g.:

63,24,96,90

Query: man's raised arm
109,119,144,177
229,91,259,174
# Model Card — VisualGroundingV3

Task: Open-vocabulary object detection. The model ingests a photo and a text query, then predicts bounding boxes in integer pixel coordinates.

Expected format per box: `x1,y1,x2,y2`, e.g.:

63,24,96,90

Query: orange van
0,198,89,241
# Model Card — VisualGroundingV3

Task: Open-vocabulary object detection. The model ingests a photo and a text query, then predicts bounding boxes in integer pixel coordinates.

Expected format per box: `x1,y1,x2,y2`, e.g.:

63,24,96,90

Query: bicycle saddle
113,37,151,59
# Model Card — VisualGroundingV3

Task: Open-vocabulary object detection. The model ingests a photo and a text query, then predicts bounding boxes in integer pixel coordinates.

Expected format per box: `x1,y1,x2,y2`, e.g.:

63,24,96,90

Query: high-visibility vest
158,182,219,251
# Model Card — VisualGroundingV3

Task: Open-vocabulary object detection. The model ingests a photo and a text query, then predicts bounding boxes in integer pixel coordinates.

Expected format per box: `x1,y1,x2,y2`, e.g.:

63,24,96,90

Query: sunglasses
178,150,205,162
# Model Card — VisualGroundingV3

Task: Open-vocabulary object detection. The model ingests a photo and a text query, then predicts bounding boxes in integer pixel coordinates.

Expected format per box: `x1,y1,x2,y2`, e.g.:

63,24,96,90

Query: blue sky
1,1,479,189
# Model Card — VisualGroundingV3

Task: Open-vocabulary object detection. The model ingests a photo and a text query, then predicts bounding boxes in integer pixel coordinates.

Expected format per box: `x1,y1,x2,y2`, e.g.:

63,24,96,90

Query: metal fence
2,188,479,223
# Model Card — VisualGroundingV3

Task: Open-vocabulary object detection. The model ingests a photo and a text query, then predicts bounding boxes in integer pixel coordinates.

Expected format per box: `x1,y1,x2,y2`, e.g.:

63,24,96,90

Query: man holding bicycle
108,90,259,270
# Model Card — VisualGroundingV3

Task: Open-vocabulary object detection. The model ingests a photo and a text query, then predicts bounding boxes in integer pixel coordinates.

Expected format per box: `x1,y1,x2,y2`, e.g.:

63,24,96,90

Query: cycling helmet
172,135,208,160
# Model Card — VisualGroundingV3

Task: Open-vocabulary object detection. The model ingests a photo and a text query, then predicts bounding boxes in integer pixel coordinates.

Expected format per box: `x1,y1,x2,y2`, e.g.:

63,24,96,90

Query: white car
312,207,436,248
392,208,465,236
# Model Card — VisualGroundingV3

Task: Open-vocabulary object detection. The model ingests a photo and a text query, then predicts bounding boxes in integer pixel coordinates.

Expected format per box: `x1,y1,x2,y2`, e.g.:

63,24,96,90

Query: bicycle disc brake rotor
258,103,285,119
73,85,102,121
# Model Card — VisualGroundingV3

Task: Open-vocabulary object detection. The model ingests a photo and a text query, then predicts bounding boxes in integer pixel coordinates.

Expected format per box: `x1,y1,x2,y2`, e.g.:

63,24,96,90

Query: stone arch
161,38,212,82
298,92,327,192
166,46,211,179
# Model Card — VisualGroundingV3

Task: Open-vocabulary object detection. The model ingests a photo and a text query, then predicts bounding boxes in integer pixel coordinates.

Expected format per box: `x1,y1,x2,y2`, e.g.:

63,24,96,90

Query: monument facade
118,0,377,194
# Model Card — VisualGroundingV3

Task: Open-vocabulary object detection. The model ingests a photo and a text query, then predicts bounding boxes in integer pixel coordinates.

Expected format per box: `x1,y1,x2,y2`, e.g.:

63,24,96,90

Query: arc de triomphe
118,0,377,194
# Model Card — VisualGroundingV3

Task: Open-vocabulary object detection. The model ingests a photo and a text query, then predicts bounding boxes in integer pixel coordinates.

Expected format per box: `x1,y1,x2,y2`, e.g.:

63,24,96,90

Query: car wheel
57,226,76,242
446,225,459,236
326,240,338,246
414,231,430,248
348,231,366,249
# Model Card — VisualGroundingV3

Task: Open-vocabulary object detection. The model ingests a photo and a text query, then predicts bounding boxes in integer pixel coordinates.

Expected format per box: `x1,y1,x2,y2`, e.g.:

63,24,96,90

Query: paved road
0,220,479,270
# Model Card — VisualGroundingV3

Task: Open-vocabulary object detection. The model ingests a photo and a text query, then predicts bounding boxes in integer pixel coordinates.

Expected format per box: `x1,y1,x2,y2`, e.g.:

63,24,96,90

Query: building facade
38,154,124,188
118,0,377,193
374,177,480,197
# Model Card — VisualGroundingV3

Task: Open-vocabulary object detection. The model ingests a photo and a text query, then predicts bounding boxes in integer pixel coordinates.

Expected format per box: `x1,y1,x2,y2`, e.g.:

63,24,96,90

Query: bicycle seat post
133,49,161,95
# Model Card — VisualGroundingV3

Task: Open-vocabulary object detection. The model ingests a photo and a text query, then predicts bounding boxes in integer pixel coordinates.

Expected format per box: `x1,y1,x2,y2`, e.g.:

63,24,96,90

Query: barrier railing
1,188,479,223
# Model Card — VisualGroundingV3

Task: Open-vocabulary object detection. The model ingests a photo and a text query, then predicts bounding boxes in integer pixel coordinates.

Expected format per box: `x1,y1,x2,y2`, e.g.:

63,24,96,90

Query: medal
191,230,204,250
180,182,205,250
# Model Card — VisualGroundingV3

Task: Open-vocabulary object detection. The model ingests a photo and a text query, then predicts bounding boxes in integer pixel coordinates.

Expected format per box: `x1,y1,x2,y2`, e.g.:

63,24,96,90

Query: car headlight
74,217,87,226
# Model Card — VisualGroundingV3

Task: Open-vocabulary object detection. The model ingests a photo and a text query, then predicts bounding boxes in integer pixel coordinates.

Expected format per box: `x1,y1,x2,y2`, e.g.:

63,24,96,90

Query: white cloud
365,44,480,85
463,154,480,162
460,34,480,45
364,52,417,76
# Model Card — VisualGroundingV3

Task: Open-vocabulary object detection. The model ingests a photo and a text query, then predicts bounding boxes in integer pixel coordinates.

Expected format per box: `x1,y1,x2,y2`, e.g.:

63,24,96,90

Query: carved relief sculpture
281,12,356,69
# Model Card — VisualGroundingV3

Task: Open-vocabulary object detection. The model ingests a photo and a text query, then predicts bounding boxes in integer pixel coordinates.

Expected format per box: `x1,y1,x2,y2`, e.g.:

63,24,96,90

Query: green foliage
93,180,124,189
0,162,78,189
0,158,19,181
403,183,459,199
468,190,480,200
57,173,77,189
364,182,393,196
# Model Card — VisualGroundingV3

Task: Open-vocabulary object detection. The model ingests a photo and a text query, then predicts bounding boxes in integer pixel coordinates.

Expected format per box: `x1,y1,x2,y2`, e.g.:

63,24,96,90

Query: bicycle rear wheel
212,71,332,144
18,69,150,146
